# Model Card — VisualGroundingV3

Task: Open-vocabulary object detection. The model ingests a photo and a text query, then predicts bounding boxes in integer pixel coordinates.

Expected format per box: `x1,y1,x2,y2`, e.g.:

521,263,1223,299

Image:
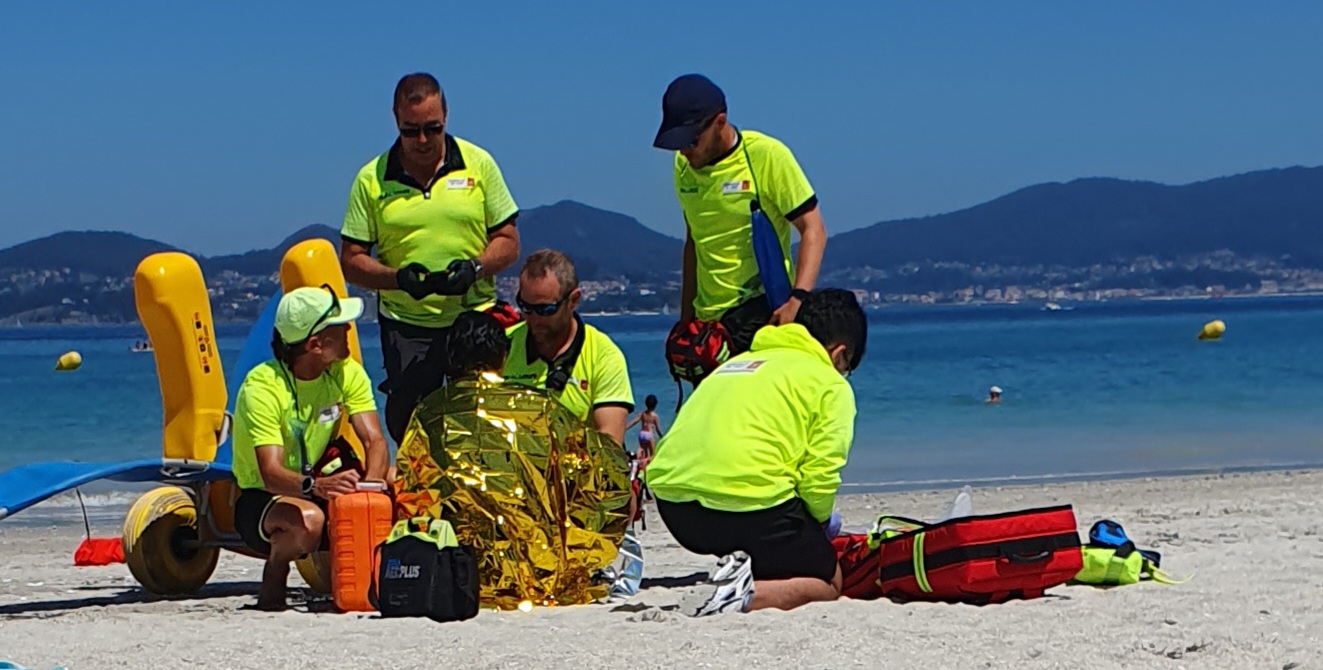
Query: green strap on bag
386,516,460,550
911,532,933,593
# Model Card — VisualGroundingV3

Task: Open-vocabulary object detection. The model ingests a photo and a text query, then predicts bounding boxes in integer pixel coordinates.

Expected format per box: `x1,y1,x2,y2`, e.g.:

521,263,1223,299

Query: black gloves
432,259,480,296
394,259,481,299
395,263,434,300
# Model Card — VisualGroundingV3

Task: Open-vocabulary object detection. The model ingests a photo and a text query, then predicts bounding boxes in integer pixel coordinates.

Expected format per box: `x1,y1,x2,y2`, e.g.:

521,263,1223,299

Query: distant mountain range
0,232,179,278
0,200,683,283
3,166,1322,322
825,166,1323,270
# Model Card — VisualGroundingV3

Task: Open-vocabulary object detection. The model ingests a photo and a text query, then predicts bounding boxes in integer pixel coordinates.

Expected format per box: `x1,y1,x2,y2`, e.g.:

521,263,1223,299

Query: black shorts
378,316,452,443
234,489,328,556
719,295,774,356
656,497,838,582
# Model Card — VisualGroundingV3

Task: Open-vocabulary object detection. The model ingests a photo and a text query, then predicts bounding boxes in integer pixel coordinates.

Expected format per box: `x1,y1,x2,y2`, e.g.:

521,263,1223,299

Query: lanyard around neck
279,362,313,477
738,136,762,205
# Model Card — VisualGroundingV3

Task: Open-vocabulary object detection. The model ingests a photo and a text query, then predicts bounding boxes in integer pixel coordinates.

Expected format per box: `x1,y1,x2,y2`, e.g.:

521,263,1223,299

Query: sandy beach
2,469,1320,669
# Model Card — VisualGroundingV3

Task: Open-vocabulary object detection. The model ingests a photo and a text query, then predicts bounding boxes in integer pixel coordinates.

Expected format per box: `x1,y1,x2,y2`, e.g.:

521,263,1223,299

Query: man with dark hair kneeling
645,288,867,615
230,286,391,611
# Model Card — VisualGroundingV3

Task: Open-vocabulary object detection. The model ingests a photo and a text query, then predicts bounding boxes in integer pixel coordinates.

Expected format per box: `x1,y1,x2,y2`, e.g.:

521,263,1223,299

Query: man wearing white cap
230,285,391,610
987,386,1003,404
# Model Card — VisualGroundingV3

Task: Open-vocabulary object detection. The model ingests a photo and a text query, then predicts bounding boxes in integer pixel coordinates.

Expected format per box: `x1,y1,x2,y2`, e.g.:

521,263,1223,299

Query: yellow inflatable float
55,351,82,371
1198,319,1226,341
123,252,227,593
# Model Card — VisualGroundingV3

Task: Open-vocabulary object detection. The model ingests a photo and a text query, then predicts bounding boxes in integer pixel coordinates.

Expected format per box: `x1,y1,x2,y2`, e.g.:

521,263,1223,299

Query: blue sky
1,2,1320,254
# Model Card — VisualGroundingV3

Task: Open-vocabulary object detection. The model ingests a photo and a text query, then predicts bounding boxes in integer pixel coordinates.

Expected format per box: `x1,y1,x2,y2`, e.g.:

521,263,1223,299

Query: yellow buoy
55,351,82,371
1198,319,1226,341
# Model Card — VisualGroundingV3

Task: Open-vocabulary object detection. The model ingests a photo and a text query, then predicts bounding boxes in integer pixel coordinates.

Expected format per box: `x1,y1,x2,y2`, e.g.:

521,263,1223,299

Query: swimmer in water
987,386,1003,404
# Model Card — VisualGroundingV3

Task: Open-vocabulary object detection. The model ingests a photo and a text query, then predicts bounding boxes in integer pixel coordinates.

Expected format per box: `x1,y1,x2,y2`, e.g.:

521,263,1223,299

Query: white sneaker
688,551,755,617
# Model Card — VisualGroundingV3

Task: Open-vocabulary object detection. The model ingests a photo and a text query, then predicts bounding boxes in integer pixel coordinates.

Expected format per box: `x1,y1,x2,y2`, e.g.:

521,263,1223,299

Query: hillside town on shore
4,251,1323,326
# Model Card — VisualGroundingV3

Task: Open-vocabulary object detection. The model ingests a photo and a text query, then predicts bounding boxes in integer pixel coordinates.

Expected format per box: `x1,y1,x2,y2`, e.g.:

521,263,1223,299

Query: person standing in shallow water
626,394,664,469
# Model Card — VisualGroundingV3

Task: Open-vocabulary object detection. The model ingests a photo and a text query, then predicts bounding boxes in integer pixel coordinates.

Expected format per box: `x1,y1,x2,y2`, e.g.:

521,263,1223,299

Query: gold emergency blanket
392,374,631,610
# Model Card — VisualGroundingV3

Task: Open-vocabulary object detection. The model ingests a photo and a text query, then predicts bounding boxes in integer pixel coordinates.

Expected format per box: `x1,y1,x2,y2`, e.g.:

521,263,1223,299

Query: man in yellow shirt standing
502,249,634,446
340,72,521,443
654,74,829,376
230,286,391,611
645,289,867,615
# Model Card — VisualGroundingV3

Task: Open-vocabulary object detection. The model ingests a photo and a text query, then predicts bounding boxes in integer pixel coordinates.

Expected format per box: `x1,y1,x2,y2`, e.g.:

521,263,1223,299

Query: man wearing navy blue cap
654,74,828,362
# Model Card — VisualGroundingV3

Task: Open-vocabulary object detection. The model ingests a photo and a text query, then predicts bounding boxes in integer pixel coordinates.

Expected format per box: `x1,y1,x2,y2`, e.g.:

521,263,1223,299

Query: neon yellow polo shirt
502,318,634,424
230,359,377,490
644,324,855,521
673,129,817,321
342,134,519,328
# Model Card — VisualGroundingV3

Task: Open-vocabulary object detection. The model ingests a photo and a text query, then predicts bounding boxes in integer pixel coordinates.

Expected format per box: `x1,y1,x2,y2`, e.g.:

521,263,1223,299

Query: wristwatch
790,288,811,302
301,476,315,497
471,258,484,278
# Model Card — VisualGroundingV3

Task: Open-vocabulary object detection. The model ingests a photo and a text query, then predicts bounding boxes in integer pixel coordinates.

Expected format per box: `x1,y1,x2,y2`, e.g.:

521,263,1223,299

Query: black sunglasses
399,122,445,139
682,114,721,149
303,284,342,342
516,292,570,317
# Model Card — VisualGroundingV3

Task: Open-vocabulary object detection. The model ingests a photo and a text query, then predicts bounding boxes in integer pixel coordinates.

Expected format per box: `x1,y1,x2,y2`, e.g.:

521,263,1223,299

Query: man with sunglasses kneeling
340,72,521,444
502,249,634,447
230,287,391,611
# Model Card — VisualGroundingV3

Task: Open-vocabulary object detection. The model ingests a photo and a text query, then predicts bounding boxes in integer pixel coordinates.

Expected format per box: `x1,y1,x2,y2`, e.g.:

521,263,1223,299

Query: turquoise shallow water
3,297,1322,499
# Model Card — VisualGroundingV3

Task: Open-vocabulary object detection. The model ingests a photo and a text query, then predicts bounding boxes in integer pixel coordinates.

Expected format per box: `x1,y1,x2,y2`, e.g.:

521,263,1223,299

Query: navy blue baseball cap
652,74,727,150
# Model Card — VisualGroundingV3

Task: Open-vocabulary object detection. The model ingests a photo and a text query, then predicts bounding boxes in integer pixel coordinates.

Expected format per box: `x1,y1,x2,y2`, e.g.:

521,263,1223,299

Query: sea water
3,297,1321,503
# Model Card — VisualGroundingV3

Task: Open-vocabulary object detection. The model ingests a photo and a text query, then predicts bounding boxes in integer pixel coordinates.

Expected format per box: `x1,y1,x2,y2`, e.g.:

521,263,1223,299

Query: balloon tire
122,486,219,595
296,551,332,594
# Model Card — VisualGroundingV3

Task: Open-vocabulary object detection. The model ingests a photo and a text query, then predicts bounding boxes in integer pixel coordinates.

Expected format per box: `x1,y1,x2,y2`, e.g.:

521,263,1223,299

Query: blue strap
740,140,792,310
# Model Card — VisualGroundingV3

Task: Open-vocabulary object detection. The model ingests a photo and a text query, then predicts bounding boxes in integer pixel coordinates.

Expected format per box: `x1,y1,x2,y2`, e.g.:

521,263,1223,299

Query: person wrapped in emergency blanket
391,312,633,610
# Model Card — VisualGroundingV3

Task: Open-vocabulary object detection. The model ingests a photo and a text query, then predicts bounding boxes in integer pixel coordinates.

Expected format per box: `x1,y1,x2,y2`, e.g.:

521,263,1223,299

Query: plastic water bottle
939,485,974,522
607,533,644,600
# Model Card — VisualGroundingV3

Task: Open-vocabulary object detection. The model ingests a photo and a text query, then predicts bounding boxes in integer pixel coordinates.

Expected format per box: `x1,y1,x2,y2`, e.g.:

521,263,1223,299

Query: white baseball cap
275,285,364,345
990,386,1003,394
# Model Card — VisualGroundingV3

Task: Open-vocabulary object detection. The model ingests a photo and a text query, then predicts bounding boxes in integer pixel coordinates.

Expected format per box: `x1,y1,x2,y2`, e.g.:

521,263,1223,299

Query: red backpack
835,506,1083,605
